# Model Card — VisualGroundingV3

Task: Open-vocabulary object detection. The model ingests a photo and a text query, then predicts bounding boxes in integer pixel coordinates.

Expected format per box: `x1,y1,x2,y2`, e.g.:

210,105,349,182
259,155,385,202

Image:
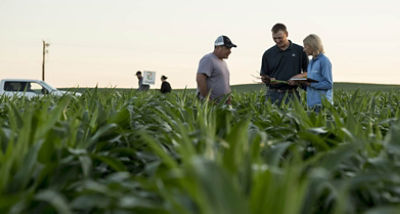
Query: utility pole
42,41,50,81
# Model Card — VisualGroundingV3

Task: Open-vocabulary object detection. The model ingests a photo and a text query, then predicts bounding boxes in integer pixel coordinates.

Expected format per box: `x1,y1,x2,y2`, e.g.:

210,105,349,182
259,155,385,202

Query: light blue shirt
307,53,333,107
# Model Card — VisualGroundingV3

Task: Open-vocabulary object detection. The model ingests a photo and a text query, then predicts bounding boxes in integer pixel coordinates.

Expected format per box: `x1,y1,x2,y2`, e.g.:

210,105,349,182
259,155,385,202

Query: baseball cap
214,35,237,48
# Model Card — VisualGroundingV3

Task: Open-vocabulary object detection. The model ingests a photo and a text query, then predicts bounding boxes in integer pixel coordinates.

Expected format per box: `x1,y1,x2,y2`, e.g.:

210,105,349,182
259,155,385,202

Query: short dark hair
161,75,167,80
271,23,287,34
136,71,142,75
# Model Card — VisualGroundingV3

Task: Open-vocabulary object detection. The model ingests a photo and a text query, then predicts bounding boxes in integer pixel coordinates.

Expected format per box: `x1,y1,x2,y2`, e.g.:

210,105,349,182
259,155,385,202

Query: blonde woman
291,34,333,110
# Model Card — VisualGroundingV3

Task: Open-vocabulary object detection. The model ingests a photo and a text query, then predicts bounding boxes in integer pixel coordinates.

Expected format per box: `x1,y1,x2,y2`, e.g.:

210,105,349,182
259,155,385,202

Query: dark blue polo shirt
260,41,309,89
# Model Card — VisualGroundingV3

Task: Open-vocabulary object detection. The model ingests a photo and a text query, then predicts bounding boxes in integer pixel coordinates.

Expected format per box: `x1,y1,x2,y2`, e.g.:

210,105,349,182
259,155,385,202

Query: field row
0,89,400,213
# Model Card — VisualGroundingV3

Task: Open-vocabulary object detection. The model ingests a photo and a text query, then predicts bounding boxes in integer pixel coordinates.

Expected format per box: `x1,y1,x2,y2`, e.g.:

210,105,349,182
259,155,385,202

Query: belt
269,88,297,93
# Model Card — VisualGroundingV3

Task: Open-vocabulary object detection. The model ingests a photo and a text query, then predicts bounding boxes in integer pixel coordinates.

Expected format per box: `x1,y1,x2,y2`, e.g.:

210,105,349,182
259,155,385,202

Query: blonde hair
303,34,324,57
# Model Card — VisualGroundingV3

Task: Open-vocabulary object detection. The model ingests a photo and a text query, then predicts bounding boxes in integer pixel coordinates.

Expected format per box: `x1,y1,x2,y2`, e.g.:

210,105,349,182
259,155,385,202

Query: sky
1,0,399,89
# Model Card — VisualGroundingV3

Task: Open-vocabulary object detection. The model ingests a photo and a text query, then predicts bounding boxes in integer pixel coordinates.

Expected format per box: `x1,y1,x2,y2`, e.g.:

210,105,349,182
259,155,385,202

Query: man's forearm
196,74,209,97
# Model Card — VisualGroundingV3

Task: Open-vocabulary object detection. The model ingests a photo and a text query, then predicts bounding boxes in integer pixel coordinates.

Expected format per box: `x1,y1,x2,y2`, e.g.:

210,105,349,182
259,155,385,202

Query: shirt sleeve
310,58,333,90
160,82,166,92
301,50,309,73
197,56,213,77
260,51,270,76
165,82,171,92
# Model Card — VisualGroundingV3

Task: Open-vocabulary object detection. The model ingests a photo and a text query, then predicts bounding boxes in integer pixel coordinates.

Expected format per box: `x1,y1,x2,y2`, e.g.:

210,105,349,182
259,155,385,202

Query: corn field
1,88,400,214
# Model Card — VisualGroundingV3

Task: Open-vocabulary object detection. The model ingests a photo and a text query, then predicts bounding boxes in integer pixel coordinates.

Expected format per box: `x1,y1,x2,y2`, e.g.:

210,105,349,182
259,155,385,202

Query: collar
212,52,224,61
276,40,293,52
287,40,293,50
312,53,323,60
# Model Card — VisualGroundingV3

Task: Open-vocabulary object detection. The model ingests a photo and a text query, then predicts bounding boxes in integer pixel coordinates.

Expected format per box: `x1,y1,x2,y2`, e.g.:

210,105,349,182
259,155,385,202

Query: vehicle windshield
39,81,57,91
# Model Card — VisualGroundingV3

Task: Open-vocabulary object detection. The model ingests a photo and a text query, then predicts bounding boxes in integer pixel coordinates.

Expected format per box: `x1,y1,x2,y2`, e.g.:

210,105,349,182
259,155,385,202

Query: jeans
309,105,322,113
265,89,300,106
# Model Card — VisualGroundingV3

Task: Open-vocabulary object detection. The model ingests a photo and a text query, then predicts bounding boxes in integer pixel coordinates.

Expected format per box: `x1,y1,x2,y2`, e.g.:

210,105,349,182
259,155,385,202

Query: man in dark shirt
260,23,308,105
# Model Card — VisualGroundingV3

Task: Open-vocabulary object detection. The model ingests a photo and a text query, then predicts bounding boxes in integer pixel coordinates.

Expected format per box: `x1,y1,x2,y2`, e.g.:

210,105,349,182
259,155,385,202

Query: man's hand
288,73,308,86
261,75,271,84
288,80,298,86
290,73,307,79
226,96,231,105
269,77,279,85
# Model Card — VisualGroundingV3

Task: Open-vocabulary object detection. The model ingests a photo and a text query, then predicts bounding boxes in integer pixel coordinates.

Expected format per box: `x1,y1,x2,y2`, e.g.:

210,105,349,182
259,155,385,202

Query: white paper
289,78,307,81
143,71,156,85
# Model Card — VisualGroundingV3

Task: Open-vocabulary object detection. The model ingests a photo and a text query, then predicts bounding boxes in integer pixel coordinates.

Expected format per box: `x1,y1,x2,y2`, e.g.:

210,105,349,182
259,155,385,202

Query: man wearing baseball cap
196,35,237,104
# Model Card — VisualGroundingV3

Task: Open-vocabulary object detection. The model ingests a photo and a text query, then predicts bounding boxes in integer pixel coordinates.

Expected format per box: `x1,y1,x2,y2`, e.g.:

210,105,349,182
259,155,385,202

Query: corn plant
0,88,400,213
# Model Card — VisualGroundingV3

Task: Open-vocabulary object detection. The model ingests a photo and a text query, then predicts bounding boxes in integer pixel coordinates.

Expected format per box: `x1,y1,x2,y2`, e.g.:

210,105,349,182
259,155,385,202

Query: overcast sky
1,0,399,88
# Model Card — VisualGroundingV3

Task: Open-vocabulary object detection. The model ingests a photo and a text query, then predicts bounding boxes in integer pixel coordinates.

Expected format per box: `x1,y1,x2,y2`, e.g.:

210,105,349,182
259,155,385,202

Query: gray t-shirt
197,53,231,100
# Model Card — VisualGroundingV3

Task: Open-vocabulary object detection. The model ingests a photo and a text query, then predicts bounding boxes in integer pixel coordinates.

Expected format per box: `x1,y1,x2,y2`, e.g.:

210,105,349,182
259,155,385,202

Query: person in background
160,75,172,93
290,34,333,111
136,71,150,91
260,23,309,105
196,35,237,104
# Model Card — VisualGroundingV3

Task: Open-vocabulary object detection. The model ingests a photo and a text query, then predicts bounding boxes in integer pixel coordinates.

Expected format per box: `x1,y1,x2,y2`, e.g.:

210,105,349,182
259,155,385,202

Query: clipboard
289,78,318,83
